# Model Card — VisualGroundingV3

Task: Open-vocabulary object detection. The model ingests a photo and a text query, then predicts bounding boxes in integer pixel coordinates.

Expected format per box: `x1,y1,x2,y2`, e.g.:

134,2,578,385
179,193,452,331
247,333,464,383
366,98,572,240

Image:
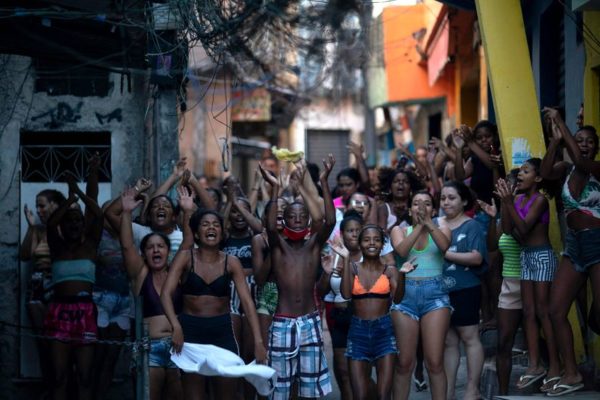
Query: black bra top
140,272,182,318
181,251,230,297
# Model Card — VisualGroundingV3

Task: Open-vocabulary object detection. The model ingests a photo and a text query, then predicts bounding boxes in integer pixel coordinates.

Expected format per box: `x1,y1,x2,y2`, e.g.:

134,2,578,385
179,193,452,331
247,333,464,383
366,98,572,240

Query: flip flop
546,381,584,397
540,376,561,393
413,376,428,392
516,370,546,389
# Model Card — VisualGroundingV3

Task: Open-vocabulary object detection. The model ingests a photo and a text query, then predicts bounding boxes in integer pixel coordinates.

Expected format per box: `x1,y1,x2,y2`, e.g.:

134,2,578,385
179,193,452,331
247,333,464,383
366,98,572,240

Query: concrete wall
0,54,178,396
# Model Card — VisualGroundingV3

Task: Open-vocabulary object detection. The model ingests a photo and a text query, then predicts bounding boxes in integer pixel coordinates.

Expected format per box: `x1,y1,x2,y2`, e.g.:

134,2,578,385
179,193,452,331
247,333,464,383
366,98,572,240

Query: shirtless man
257,155,336,400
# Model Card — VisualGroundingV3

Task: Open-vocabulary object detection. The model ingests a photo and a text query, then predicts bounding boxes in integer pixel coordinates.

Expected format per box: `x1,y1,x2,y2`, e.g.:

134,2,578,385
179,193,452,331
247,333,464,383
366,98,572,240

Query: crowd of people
19,107,600,400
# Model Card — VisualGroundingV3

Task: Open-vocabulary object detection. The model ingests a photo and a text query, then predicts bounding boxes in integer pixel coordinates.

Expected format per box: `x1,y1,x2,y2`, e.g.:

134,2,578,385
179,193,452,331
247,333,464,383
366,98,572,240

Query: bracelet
134,186,140,192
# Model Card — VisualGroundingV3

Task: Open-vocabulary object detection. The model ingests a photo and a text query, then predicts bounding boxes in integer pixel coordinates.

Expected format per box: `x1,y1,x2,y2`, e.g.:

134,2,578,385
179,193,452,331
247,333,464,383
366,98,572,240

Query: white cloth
171,343,276,396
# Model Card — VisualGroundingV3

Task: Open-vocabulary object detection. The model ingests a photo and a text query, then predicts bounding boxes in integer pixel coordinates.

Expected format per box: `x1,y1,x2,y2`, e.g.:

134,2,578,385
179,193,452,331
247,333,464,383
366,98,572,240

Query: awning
427,15,450,87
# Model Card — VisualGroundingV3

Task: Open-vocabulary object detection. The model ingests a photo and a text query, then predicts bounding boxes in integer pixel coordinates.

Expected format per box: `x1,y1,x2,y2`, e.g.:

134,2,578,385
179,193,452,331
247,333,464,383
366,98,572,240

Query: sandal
413,376,428,392
540,376,561,393
547,381,584,397
516,370,546,389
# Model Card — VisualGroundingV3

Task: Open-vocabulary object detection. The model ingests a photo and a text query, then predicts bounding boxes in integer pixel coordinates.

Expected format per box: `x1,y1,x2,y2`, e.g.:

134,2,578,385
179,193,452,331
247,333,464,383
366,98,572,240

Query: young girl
438,181,487,400
390,190,451,400
319,211,363,400
334,225,414,400
495,158,560,392
479,169,524,396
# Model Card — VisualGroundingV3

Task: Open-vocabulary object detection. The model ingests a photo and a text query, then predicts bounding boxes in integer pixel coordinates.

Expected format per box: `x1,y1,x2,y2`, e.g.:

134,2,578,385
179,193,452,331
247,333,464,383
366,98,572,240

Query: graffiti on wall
31,102,83,129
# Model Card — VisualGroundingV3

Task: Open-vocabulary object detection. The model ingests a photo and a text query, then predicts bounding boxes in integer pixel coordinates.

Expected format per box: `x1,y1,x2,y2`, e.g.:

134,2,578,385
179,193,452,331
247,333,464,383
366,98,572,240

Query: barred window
20,131,111,182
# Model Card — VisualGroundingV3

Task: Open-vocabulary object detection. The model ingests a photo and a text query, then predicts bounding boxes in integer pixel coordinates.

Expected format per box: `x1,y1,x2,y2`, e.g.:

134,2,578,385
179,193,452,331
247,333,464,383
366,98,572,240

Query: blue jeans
345,314,397,362
391,276,452,320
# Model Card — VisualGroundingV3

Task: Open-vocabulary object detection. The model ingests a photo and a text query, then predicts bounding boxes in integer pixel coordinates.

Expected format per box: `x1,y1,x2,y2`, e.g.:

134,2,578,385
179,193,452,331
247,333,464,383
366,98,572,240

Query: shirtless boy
257,155,336,400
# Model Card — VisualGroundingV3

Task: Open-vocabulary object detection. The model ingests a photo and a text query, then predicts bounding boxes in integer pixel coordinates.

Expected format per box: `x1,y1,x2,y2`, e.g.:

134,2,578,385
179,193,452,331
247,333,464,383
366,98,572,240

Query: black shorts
449,285,481,327
178,313,239,355
328,305,352,349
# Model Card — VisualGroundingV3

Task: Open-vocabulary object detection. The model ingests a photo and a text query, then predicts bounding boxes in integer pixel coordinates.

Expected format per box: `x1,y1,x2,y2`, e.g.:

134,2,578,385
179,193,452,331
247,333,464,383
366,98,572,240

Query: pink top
333,196,344,209
514,193,549,224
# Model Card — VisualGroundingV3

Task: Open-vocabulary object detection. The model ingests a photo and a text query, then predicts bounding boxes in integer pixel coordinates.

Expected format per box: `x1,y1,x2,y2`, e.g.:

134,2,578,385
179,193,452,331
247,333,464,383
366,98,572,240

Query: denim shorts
391,276,452,320
345,314,397,362
149,337,177,369
563,228,600,273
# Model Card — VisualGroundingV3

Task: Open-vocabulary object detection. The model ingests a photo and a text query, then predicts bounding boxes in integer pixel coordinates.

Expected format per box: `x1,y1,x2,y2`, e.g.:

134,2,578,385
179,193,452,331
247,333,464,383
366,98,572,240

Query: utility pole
361,1,377,166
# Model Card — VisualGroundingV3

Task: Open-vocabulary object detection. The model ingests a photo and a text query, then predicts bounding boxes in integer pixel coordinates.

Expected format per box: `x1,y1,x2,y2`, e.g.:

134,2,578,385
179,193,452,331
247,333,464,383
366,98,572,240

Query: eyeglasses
350,200,369,207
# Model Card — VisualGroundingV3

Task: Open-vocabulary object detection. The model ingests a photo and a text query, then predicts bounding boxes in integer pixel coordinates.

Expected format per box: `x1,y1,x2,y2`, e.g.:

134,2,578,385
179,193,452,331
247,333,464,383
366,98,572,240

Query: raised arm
252,233,270,286
119,189,145,282
259,164,281,248
295,163,324,233
390,225,419,258
188,171,217,210
477,200,501,250
177,186,196,251
331,243,352,300
152,157,187,198
452,130,472,180
105,177,152,232
348,141,370,191
419,204,450,252
315,154,337,245
69,176,103,245
496,178,547,238
46,182,79,252
461,125,497,170
546,107,600,179
20,205,40,261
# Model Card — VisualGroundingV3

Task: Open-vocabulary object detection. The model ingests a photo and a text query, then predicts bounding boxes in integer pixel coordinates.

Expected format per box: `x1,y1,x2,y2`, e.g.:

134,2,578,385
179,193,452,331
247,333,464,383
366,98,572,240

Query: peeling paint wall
0,55,179,397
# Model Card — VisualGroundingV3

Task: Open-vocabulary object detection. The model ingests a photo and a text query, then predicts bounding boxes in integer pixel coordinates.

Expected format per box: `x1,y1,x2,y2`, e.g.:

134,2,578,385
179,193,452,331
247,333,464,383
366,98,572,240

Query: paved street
321,325,599,400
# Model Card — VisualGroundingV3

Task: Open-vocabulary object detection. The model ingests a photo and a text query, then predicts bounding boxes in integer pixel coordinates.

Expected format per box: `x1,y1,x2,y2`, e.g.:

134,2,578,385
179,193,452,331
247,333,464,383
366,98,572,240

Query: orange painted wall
382,5,456,117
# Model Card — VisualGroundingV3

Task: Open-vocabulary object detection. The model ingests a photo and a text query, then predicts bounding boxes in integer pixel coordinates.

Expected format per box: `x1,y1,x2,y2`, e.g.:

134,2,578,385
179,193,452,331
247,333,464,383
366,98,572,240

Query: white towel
170,343,276,396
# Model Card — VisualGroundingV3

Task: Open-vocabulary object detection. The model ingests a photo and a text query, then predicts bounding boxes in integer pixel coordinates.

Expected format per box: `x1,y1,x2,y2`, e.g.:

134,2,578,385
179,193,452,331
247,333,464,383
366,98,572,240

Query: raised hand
24,204,36,226
320,154,336,181
494,178,514,203
477,200,497,218
121,188,142,212
399,257,418,274
88,151,101,172
452,129,465,149
330,241,350,259
173,157,187,178
177,185,195,213
180,169,191,187
489,153,503,168
258,163,278,187
459,124,474,142
65,173,80,201
347,141,364,157
135,177,153,193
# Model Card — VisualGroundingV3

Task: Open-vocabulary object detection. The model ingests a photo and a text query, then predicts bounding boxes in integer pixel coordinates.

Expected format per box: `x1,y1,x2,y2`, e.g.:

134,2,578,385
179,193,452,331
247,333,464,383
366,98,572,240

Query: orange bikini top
351,263,391,300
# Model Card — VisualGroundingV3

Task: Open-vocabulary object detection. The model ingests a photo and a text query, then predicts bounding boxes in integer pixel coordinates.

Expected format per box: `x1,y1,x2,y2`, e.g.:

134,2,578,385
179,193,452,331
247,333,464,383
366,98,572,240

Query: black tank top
140,272,182,318
181,251,230,297
222,236,253,269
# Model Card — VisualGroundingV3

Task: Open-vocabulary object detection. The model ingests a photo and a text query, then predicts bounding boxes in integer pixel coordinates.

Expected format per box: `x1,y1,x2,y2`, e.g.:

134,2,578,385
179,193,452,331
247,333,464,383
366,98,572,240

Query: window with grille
20,131,111,182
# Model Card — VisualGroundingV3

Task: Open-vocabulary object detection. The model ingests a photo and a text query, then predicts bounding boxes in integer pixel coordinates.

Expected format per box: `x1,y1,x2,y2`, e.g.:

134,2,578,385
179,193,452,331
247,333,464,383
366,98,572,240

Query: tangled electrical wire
173,0,369,101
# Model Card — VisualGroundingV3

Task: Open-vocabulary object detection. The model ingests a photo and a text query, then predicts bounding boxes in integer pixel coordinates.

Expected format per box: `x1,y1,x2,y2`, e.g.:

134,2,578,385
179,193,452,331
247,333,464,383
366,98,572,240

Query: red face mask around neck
282,226,310,241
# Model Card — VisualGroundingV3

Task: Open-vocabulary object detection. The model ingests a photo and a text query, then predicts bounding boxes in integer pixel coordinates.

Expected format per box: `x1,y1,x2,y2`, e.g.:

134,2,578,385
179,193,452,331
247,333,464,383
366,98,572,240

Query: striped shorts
268,311,332,399
520,246,558,282
229,274,258,316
